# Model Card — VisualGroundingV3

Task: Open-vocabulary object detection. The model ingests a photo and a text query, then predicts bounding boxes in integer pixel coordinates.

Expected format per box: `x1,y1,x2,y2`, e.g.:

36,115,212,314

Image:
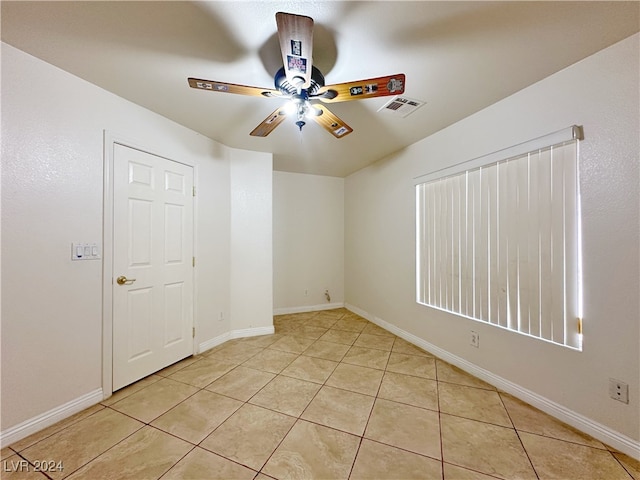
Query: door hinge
192,327,195,338
192,186,196,197
192,257,195,267
577,317,583,335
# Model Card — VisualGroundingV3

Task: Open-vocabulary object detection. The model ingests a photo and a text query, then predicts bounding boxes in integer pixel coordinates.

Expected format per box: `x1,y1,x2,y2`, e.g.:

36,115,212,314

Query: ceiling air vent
378,96,425,118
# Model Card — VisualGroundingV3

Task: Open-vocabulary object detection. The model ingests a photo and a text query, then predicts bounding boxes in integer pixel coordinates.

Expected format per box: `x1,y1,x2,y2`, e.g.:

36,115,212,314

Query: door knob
116,275,136,285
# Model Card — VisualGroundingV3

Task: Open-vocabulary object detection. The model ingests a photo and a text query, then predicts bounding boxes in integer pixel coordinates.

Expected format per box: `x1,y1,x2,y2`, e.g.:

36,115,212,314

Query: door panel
113,144,194,390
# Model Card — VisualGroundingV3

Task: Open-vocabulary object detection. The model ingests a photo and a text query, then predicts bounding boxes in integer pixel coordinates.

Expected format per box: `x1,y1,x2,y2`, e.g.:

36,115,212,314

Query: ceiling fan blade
315,73,406,103
310,104,353,139
188,78,281,98
275,12,314,90
250,106,288,137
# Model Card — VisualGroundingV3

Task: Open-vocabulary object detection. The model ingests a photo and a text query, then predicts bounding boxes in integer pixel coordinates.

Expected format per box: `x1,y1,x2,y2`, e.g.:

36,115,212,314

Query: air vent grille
378,96,425,117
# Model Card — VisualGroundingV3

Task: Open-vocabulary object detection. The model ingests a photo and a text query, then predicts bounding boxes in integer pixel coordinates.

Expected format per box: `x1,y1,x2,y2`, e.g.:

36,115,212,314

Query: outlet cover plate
470,331,480,348
609,378,629,404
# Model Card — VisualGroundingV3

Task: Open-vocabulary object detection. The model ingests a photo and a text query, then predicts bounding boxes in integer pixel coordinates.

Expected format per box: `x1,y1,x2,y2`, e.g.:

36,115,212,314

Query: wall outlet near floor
470,331,480,348
609,378,629,404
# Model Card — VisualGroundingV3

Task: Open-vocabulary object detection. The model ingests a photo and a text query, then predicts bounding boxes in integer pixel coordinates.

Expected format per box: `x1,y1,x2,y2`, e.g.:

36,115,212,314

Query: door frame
102,131,198,399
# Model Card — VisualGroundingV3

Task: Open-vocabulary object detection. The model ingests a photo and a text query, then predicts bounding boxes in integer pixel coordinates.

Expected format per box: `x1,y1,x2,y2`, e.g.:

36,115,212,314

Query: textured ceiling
2,1,638,177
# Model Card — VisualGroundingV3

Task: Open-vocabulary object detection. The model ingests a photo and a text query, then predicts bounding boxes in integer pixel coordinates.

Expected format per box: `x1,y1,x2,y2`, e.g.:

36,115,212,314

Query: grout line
435,359,446,480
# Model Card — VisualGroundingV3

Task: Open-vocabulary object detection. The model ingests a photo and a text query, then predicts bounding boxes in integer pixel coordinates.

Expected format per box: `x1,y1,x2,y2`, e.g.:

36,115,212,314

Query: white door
112,144,194,390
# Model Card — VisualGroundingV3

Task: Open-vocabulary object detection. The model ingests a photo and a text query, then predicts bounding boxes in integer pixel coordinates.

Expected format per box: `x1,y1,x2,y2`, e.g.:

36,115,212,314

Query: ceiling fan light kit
188,12,405,139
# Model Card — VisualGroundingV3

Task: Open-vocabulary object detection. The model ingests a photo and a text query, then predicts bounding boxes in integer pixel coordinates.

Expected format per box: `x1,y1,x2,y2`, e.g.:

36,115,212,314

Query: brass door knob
116,275,136,285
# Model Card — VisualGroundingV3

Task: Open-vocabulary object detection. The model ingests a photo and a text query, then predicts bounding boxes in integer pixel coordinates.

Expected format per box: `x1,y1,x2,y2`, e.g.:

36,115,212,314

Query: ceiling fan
188,12,405,139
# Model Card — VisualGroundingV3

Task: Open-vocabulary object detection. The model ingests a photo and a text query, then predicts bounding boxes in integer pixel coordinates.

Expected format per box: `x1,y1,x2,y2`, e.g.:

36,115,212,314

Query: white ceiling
2,1,638,177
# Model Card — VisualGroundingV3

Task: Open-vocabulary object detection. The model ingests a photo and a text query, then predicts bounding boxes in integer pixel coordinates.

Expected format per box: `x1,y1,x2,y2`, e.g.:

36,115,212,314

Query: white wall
230,149,273,330
1,43,273,440
345,33,640,452
273,172,344,313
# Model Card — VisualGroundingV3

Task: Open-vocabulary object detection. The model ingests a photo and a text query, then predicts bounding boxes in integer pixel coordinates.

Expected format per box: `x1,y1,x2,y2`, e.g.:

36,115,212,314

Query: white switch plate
71,242,101,261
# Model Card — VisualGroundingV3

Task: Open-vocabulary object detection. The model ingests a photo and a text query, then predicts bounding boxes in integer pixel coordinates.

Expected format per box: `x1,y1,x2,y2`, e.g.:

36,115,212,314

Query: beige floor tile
378,371,439,411
151,390,242,444
206,343,264,364
273,316,307,330
262,420,360,480
273,313,303,323
232,333,282,348
249,374,321,416
294,325,329,339
162,446,256,480
353,333,395,351
325,362,384,396
301,385,375,435
332,318,368,332
303,340,350,361
290,311,317,321
21,408,142,480
168,356,238,388
342,345,391,370
351,439,442,480
316,309,348,319
361,322,396,337
9,404,106,451
309,316,339,329
267,335,315,354
205,366,275,401
365,398,441,459
241,348,298,374
613,452,640,479
520,432,632,480
439,383,512,427
280,355,338,384
273,323,299,334
387,352,436,379
156,356,205,377
392,338,432,357
318,329,360,345
66,426,191,480
436,360,495,390
443,463,502,479
201,404,295,470
1,454,50,479
340,312,366,321
500,392,606,448
1,447,15,461
200,342,234,359
440,414,536,479
110,377,199,423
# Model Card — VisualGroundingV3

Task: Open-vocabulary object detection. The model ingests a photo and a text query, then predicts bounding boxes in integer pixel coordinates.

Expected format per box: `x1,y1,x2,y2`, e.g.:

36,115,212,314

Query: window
416,127,583,349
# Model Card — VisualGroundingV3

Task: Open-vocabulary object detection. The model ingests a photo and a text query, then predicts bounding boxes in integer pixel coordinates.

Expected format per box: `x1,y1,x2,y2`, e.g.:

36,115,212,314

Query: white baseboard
345,303,640,461
198,325,275,354
0,388,103,448
230,326,275,339
273,302,345,316
198,332,232,353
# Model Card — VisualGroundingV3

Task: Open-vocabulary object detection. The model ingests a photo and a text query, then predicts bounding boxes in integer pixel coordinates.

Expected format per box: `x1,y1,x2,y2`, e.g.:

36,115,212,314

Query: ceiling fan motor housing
275,66,325,96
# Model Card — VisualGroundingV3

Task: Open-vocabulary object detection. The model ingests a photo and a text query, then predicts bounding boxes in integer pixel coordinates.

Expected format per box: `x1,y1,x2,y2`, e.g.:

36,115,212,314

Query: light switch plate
71,242,101,261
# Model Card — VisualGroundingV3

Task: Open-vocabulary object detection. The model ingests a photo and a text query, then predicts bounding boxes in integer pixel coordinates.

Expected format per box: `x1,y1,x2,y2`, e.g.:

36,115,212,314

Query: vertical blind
416,139,582,349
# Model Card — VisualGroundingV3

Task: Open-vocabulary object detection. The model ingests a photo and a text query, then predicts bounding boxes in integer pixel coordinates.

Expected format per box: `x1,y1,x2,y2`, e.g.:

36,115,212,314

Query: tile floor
3,309,639,479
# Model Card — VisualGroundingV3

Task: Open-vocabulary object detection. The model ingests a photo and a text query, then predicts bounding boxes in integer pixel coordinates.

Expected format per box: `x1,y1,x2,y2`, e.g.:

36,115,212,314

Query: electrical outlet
609,378,629,404
470,331,480,348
